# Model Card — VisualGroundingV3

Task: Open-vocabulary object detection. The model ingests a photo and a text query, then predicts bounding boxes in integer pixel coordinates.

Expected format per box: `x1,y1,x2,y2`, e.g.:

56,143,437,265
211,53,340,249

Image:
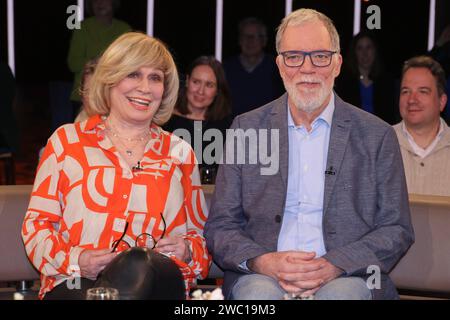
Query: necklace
109,130,150,142
105,120,151,157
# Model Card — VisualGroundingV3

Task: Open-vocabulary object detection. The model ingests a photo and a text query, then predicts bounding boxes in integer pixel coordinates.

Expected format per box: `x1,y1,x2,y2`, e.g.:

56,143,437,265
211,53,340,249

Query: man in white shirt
393,56,450,195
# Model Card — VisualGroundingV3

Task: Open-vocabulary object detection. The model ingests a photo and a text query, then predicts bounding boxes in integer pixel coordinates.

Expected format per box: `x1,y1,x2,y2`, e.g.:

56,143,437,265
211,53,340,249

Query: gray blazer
204,93,414,300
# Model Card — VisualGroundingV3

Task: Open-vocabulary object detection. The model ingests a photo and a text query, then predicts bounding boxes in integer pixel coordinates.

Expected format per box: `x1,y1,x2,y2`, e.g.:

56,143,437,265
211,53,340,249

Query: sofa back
0,185,39,281
389,193,450,293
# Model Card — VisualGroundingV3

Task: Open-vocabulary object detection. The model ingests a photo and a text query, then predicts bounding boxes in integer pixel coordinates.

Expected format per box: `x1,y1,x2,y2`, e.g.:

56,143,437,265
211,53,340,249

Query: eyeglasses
111,212,166,253
279,50,337,68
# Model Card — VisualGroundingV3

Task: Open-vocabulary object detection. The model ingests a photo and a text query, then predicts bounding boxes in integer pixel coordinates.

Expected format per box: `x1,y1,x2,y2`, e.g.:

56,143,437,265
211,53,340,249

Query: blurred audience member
223,17,284,117
0,62,18,153
164,56,232,181
335,31,398,124
430,24,450,75
40,59,98,162
68,0,131,119
429,24,450,121
393,56,449,196
75,58,99,122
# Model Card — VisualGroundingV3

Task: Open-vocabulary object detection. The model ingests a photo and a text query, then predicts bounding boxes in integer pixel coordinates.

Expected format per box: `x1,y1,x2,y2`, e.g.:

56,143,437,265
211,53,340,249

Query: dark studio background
3,1,449,81
0,0,449,183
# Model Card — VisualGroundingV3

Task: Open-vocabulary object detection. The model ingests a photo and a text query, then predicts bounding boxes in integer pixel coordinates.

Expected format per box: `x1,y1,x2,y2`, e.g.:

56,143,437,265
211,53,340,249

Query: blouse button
420,162,424,167
123,194,128,199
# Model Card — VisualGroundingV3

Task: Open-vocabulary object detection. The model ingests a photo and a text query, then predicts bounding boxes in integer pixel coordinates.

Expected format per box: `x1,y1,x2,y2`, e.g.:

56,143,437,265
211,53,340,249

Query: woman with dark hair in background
164,56,232,182
335,31,398,124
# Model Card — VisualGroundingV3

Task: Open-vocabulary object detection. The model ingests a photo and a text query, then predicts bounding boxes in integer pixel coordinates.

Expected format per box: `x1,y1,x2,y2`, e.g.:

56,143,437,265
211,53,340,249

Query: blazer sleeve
323,127,415,275
204,117,271,273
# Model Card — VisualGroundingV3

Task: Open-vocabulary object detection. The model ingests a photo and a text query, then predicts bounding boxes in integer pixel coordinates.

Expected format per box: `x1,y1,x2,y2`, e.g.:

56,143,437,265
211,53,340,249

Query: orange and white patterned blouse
22,115,211,299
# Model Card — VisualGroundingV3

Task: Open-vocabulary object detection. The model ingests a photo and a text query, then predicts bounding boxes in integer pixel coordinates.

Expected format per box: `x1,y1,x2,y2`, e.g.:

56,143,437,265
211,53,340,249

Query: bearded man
204,8,414,300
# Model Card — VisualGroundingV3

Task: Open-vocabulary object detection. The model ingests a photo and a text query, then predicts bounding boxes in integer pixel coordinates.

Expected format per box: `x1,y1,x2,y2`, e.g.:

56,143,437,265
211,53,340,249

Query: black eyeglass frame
279,50,338,68
111,212,167,253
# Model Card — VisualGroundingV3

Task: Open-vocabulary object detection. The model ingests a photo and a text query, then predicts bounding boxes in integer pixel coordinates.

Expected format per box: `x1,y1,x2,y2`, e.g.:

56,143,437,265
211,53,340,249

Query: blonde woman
23,32,210,299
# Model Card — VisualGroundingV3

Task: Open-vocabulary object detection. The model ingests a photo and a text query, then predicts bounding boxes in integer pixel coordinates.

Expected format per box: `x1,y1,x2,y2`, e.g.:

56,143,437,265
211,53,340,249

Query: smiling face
276,20,342,113
399,67,447,130
109,66,165,126
186,65,218,111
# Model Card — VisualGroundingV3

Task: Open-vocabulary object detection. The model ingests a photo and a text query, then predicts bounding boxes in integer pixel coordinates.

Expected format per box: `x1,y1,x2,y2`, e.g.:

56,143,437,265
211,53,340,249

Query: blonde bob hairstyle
86,32,179,126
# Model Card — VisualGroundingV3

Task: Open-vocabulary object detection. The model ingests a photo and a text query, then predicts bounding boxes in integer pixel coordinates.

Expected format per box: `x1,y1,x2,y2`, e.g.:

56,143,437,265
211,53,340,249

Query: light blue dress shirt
277,95,335,257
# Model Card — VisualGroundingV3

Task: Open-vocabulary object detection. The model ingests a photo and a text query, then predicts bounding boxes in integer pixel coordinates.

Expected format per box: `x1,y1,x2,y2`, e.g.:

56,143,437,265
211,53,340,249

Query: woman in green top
67,0,131,117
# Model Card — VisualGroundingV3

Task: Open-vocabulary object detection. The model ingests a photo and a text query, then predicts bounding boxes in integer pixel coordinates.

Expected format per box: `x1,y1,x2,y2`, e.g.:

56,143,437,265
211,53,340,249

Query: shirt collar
401,118,446,141
438,118,445,138
401,118,446,157
84,114,104,131
287,93,335,128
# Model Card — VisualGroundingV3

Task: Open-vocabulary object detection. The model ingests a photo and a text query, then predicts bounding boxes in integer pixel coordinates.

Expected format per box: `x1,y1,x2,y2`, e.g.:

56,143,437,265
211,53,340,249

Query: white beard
282,75,334,113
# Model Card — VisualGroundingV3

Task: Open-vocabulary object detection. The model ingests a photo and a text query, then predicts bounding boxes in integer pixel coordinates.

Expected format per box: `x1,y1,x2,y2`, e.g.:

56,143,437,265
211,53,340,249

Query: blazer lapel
269,93,289,187
323,94,352,216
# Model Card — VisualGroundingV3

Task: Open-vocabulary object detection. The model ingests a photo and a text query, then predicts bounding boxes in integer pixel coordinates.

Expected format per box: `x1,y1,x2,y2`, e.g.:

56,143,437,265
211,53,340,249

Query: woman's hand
155,236,191,263
78,249,117,280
